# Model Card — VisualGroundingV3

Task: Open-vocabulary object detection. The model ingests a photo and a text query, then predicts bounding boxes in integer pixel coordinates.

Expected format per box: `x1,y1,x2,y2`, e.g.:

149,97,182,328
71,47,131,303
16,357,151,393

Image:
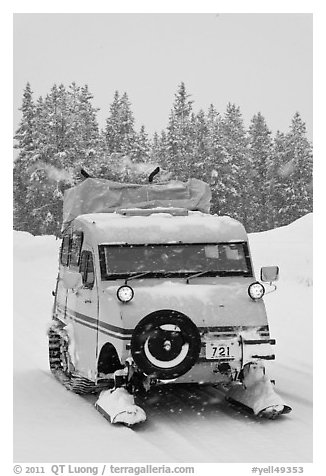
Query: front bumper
160,326,276,384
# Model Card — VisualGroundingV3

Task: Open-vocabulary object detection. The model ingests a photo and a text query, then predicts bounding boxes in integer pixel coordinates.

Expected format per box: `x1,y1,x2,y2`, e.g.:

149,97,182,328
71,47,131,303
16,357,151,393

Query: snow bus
49,173,291,425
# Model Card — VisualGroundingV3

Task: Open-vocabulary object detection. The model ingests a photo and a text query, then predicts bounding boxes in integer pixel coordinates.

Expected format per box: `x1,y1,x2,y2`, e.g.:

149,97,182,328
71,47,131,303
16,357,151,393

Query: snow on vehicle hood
101,279,268,330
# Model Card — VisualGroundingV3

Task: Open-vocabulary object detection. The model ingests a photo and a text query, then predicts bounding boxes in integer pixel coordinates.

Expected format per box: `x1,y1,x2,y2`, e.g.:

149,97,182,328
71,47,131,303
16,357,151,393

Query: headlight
248,282,265,300
117,285,134,303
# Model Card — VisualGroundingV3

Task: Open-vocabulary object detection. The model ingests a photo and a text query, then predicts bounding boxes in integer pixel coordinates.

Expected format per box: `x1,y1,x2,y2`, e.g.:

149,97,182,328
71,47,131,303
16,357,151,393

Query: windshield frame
98,241,253,281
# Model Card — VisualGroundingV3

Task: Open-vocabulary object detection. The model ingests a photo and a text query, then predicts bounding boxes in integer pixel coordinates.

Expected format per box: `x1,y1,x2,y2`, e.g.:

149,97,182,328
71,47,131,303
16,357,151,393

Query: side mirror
260,266,279,283
62,270,83,290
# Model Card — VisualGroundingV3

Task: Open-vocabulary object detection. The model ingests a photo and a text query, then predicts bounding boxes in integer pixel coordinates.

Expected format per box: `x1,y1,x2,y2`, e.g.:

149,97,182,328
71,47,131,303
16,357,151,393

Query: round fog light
117,285,134,303
248,282,265,300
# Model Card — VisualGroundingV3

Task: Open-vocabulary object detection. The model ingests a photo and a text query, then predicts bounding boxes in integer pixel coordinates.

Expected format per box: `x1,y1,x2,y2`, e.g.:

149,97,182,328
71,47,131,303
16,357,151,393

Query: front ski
225,362,292,419
95,387,147,427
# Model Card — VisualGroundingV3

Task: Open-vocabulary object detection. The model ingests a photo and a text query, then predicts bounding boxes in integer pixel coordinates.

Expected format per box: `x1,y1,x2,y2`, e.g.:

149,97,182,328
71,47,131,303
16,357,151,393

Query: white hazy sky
13,13,312,139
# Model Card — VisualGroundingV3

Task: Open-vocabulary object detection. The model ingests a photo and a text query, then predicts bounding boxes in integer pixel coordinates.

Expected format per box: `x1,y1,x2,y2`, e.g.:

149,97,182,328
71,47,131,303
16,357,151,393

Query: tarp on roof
62,177,212,226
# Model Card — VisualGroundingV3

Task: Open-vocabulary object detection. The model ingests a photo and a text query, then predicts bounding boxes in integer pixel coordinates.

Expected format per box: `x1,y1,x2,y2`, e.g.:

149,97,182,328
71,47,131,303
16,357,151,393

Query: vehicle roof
72,211,248,244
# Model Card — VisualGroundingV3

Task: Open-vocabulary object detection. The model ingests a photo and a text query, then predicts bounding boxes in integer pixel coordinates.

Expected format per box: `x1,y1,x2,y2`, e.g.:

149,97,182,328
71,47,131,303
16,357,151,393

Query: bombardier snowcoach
49,173,291,425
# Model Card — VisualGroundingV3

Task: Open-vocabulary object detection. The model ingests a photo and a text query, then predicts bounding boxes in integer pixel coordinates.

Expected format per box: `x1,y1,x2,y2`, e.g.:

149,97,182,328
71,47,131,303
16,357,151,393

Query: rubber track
48,324,101,395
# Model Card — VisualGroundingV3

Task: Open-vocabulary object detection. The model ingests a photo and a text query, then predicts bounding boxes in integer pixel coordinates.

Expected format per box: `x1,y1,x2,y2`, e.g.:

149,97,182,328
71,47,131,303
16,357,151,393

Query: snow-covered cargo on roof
74,211,247,245
62,177,211,226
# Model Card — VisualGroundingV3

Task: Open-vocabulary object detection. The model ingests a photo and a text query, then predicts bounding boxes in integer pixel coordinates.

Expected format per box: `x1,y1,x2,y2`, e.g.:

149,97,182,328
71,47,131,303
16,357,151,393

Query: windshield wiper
185,270,250,283
185,270,215,284
124,271,153,285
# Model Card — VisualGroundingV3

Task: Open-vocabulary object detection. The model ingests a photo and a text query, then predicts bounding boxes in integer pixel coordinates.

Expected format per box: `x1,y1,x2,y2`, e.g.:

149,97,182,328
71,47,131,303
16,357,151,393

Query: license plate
205,341,236,360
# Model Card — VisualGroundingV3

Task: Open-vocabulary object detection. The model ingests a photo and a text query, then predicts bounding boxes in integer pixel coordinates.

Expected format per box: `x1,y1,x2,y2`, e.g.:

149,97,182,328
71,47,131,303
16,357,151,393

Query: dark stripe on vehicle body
56,305,131,340
71,316,131,340
67,308,133,336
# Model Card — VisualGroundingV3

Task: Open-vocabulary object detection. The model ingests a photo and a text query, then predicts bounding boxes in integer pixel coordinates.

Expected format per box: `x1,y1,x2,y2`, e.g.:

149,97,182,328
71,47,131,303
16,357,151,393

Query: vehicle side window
70,232,84,267
79,251,95,289
60,235,71,266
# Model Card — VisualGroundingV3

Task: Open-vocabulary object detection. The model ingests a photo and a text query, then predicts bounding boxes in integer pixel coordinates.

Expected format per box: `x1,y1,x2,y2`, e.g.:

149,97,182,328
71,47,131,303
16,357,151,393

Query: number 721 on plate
205,341,237,360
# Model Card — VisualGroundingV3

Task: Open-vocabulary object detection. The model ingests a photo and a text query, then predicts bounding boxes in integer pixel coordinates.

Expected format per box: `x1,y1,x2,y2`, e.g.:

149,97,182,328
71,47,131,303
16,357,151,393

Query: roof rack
117,207,189,217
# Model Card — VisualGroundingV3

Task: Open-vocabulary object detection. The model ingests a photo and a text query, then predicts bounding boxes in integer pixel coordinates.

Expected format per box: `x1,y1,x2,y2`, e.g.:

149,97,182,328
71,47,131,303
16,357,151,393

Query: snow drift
249,213,312,286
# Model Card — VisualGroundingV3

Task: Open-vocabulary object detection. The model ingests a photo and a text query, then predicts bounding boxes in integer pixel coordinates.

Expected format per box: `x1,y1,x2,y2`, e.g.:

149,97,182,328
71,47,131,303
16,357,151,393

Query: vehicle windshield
99,242,252,280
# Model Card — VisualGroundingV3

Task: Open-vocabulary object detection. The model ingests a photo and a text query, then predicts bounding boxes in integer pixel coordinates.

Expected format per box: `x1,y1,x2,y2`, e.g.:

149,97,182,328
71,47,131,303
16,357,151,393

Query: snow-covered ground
13,214,313,463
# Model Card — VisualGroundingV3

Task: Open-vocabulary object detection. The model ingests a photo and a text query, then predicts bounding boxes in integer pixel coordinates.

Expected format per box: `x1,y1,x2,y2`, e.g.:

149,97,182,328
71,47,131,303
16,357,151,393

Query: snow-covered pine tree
23,84,70,234
104,90,121,154
150,131,160,163
13,83,36,232
166,82,194,180
105,91,137,157
267,131,288,229
151,130,170,178
14,82,102,235
190,109,209,180
103,91,143,181
204,104,225,215
119,92,137,160
276,113,313,226
217,103,250,227
247,112,273,231
70,83,101,176
206,103,221,157
133,125,151,163
14,83,35,153
93,130,113,180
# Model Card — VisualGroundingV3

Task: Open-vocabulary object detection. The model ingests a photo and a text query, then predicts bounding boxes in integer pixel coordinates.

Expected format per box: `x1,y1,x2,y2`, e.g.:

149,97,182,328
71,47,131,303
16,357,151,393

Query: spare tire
131,310,201,380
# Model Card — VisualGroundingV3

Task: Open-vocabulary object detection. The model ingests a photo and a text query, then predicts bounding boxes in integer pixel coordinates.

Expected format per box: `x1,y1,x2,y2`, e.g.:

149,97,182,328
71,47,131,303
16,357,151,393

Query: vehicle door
67,246,99,378
55,234,71,322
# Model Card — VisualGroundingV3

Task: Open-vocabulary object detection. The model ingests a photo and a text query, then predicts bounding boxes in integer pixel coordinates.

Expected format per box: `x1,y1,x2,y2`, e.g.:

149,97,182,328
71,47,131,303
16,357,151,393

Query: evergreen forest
13,82,313,236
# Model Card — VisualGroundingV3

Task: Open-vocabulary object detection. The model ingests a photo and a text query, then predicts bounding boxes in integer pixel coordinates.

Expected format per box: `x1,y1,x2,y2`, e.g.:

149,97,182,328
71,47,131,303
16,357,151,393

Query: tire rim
144,336,190,369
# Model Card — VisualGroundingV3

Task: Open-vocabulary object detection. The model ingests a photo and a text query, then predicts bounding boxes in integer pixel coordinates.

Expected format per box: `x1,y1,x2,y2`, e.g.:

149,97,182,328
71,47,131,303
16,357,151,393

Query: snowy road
13,216,313,463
